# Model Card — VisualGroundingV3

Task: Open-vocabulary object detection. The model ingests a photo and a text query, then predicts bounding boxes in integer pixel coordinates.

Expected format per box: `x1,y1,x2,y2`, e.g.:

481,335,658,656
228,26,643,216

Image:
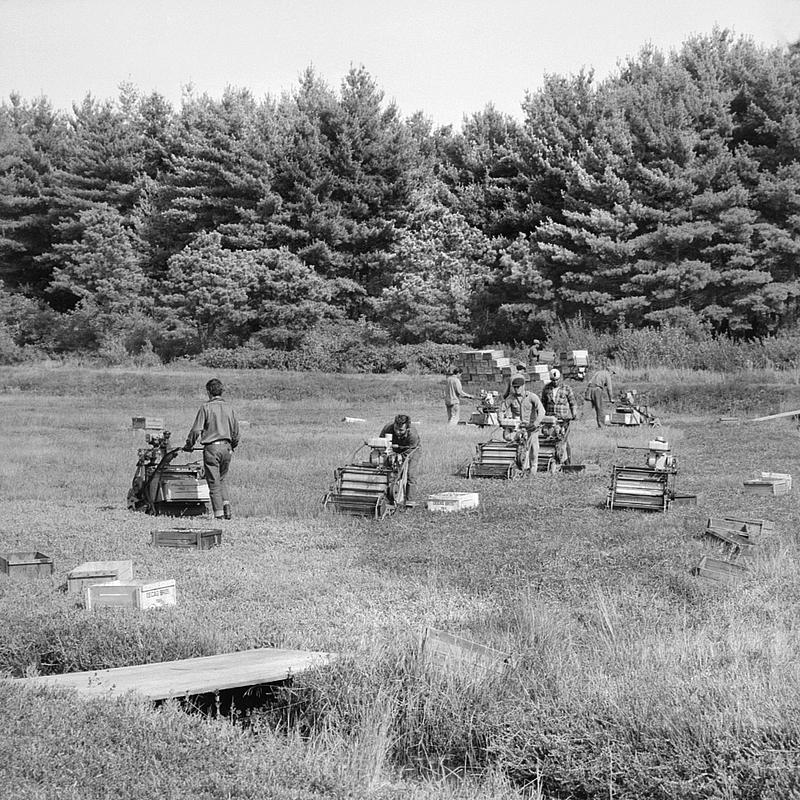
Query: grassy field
2,363,800,799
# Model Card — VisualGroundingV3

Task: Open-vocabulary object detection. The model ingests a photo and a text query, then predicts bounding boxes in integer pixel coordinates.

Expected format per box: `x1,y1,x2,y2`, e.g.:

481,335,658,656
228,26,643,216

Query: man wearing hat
542,368,578,463
502,362,529,402
501,375,545,472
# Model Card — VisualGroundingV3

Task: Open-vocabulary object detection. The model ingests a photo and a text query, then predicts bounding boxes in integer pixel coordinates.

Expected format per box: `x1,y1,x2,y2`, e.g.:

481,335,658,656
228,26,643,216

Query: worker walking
445,367,474,425
501,376,545,472
184,378,240,520
585,360,615,428
379,414,422,507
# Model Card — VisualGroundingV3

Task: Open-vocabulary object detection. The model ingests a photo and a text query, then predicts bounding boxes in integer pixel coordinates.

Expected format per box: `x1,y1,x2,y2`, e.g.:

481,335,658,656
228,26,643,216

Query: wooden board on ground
421,627,511,676
12,648,331,701
748,408,800,422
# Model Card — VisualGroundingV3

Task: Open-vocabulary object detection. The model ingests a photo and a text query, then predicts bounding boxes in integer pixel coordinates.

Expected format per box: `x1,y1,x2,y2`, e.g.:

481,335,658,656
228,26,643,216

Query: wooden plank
12,648,330,701
749,408,800,422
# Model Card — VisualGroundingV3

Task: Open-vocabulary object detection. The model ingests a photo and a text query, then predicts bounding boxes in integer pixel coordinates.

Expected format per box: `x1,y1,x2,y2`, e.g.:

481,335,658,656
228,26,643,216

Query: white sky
2,0,799,127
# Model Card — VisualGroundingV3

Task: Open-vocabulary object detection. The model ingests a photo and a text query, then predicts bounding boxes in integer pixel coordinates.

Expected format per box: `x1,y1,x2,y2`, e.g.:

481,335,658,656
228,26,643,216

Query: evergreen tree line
1,29,800,363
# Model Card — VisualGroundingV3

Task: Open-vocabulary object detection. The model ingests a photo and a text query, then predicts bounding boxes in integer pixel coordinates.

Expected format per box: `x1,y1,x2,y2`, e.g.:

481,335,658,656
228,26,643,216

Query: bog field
2,363,800,800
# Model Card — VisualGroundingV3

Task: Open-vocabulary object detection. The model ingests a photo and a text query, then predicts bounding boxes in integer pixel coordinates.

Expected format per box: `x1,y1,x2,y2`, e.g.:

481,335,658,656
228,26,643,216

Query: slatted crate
0,551,54,578
743,479,790,496
67,560,134,593
427,492,480,512
150,528,222,550
84,579,177,610
694,555,750,584
131,416,164,430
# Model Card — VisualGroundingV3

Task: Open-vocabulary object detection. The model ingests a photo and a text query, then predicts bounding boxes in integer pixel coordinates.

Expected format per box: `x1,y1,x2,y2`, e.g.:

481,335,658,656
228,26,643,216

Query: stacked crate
559,349,588,379
456,350,512,390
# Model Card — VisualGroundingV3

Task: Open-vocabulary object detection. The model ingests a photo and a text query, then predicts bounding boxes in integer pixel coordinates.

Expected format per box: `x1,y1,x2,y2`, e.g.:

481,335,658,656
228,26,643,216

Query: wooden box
84,579,177,610
761,471,792,490
427,492,480,512
743,479,790,496
67,560,133,593
131,416,164,431
158,478,210,502
0,551,53,578
671,493,698,506
694,555,750,583
421,627,511,676
150,528,222,550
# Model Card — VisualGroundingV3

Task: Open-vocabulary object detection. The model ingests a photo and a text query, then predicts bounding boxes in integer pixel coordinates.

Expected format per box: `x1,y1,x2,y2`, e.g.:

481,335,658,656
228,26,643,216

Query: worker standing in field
501,376,545,472
184,378,240,520
585,360,615,428
444,367,474,425
379,414,422,507
542,368,578,463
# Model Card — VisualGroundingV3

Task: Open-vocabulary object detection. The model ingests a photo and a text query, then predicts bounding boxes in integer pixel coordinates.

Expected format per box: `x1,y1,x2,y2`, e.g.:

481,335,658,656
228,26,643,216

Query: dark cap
511,376,525,387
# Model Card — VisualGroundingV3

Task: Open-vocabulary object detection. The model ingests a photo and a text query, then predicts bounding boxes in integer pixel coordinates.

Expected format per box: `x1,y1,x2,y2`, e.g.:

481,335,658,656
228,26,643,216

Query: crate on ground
760,471,792,490
0,551,53,578
150,528,222,550
671,492,699,506
694,555,750,584
743,472,790,496
84,579,177,610
421,627,511,676
427,492,480,512
67,560,133,593
131,416,164,431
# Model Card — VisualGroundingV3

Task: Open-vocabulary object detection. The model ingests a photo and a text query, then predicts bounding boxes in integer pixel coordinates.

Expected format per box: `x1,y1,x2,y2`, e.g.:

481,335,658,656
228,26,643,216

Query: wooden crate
671,493,699,506
694,555,750,583
761,471,792,490
427,492,480,512
0,551,53,578
150,528,222,550
131,416,164,430
743,479,790,496
421,627,511,676
67,560,133,593
84,579,177,610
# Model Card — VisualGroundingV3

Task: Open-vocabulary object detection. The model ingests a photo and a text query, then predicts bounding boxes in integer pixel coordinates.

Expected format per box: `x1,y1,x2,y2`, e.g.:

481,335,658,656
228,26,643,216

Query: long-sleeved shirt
379,422,421,454
445,375,471,404
501,391,545,427
542,382,578,420
185,396,240,450
587,369,614,401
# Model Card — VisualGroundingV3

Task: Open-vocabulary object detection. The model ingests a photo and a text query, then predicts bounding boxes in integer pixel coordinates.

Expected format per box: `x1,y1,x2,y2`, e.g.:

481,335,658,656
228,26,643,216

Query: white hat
550,368,561,380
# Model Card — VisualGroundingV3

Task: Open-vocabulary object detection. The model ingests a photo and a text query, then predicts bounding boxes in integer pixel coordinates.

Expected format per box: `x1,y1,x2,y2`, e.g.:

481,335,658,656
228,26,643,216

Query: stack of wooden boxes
559,349,589,379
456,350,513,390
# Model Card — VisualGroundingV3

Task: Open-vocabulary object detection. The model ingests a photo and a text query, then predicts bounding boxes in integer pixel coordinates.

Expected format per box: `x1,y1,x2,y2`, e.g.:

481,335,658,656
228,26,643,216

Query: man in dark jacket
585,360,615,428
379,414,422,507
184,378,240,520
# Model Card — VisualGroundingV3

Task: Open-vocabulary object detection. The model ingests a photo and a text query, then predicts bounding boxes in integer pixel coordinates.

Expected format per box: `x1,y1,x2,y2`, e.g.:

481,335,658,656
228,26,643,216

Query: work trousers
588,387,607,428
403,448,422,501
520,431,540,473
446,402,460,424
203,440,233,516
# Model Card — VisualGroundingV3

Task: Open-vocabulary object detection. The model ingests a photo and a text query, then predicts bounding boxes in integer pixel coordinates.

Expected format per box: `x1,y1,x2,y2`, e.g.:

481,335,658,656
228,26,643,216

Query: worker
502,363,529,401
379,414,422,507
183,378,240,520
528,339,543,365
501,376,545,472
541,368,578,463
444,367,474,425
585,360,615,428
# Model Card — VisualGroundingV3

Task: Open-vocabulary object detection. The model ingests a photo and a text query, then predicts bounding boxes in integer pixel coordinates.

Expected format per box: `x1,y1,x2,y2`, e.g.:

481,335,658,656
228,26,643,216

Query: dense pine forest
1,29,800,367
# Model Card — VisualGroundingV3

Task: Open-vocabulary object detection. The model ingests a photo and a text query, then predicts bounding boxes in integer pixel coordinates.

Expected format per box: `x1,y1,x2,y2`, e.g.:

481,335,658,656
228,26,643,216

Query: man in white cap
542,368,578,463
